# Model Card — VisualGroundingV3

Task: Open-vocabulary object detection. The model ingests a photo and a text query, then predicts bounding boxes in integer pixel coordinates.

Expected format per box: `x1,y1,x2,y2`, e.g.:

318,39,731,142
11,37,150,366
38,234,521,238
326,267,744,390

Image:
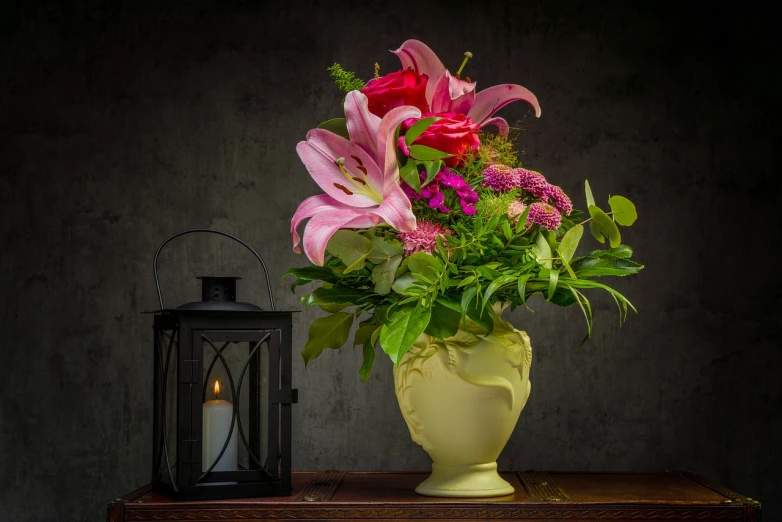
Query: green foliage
327,63,366,93
285,173,644,377
317,118,350,139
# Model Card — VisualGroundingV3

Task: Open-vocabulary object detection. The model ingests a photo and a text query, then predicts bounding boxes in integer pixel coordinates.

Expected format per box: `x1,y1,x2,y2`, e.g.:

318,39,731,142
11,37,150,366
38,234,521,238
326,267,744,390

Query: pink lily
292,91,421,265
392,40,541,136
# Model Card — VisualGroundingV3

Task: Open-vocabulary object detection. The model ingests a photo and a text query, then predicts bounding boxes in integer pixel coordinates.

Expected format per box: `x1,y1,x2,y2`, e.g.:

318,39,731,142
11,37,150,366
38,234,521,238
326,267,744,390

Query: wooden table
107,470,760,521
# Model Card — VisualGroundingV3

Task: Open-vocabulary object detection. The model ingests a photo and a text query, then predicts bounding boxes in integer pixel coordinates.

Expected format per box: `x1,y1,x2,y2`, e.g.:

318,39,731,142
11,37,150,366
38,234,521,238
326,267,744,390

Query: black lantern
149,229,297,500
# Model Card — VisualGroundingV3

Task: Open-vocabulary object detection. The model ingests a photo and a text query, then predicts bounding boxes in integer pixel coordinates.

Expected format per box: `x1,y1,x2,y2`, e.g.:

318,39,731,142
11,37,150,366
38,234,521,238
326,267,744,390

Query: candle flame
214,380,220,399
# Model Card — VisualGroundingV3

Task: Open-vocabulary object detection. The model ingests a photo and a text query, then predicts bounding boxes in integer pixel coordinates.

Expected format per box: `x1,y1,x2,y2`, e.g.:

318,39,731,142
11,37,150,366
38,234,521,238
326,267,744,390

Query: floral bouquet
286,40,642,380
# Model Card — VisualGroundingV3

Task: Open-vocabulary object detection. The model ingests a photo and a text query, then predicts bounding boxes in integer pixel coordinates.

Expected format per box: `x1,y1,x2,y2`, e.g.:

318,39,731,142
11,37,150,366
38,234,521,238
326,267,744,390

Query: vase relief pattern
393,307,532,497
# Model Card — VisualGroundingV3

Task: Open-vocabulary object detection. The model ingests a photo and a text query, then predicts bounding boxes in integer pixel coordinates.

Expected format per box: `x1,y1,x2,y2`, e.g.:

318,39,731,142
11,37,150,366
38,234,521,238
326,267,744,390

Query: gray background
1,1,779,521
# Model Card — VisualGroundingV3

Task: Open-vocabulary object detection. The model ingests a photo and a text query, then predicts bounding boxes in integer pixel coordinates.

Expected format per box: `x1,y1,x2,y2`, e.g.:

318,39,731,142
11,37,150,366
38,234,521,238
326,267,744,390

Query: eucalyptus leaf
558,224,584,264
608,195,638,226
534,232,553,269
327,230,373,272
371,254,403,295
367,235,404,263
589,220,605,244
407,252,443,280
301,312,353,365
588,205,621,248
585,179,596,208
391,273,425,295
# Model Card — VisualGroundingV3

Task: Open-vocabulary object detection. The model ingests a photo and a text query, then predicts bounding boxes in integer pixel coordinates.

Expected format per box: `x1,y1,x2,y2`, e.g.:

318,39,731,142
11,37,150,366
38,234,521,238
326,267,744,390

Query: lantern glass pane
200,335,269,475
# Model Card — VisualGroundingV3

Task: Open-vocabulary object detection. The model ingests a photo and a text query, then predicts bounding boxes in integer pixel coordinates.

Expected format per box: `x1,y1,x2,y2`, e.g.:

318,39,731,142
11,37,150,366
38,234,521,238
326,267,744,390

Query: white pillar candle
202,380,238,472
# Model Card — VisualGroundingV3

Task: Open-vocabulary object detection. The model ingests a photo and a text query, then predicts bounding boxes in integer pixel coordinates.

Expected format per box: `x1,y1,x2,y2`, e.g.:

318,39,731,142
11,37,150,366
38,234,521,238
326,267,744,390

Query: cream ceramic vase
393,304,532,497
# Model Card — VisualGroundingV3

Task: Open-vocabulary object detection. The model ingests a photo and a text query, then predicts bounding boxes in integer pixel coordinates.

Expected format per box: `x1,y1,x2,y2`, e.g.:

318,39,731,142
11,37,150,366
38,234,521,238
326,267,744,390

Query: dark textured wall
1,1,779,521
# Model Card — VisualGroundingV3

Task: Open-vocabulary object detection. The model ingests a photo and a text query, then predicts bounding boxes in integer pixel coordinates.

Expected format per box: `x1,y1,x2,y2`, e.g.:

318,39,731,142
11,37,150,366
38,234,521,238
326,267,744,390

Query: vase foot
415,462,514,498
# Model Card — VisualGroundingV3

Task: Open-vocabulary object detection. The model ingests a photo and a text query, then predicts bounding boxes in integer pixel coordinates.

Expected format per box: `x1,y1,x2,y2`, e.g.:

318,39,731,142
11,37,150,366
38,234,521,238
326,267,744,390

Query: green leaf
283,266,340,291
457,275,476,288
466,297,493,333
408,144,453,161
517,274,532,303
534,232,553,269
546,269,559,301
585,179,596,208
476,266,502,279
589,220,605,244
399,160,420,193
368,235,404,262
317,118,350,139
404,117,439,145
302,313,353,365
379,302,432,364
558,224,584,264
422,159,443,186
501,220,513,241
353,324,377,347
514,204,531,233
460,286,477,323
570,256,643,278
588,205,621,248
582,245,633,259
327,230,373,272
306,286,365,309
608,195,638,226
391,273,425,295
424,297,461,339
407,252,443,280
483,274,516,304
371,255,403,295
359,337,376,381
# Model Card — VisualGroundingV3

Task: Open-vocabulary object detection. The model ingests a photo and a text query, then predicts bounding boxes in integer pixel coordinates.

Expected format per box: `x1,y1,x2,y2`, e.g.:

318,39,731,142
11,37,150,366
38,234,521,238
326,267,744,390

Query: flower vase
393,304,532,497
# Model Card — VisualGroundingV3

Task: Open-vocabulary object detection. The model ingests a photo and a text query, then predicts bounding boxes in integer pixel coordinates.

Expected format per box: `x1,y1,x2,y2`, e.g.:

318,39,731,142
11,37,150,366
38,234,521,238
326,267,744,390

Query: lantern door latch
182,359,201,384
271,389,298,404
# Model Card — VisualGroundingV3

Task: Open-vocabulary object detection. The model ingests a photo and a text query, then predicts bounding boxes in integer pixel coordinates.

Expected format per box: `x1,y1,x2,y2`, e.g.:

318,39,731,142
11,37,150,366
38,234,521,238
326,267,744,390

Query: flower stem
455,51,473,79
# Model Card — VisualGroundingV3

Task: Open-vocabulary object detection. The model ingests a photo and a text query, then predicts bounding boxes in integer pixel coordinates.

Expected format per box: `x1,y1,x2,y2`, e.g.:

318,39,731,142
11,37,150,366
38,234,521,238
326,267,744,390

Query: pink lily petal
296,130,384,207
467,84,542,125
481,116,510,136
344,91,381,158
375,104,422,192
291,194,349,253
431,71,476,114
372,183,417,233
392,39,445,104
302,210,379,265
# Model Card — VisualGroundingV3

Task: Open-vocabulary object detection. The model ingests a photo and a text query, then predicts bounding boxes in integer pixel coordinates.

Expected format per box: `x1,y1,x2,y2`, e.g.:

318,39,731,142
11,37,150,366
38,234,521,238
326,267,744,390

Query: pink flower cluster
403,168,478,215
482,165,573,217
396,219,452,256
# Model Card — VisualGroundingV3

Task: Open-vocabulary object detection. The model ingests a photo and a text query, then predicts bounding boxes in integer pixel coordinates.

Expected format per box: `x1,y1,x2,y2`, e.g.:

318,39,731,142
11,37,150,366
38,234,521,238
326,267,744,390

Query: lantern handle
153,228,276,311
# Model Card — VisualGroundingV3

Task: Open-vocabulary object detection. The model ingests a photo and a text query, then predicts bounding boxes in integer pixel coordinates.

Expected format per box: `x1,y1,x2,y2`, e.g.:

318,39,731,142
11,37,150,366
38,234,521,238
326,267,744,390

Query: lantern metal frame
149,229,297,501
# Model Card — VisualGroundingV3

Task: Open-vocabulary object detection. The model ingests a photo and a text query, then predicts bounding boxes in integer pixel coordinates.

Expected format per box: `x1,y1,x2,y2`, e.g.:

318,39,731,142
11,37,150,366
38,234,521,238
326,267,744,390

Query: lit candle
202,380,238,472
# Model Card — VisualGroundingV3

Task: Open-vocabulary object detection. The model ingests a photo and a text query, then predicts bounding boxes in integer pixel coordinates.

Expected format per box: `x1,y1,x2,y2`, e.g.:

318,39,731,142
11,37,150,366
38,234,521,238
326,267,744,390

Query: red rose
361,69,429,117
403,112,481,167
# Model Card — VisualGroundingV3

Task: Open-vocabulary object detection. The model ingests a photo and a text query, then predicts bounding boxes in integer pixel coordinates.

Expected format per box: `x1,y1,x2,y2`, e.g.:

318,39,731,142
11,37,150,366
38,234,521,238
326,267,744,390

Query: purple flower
482,164,519,192
528,202,562,230
403,168,478,215
515,168,548,198
544,184,573,215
